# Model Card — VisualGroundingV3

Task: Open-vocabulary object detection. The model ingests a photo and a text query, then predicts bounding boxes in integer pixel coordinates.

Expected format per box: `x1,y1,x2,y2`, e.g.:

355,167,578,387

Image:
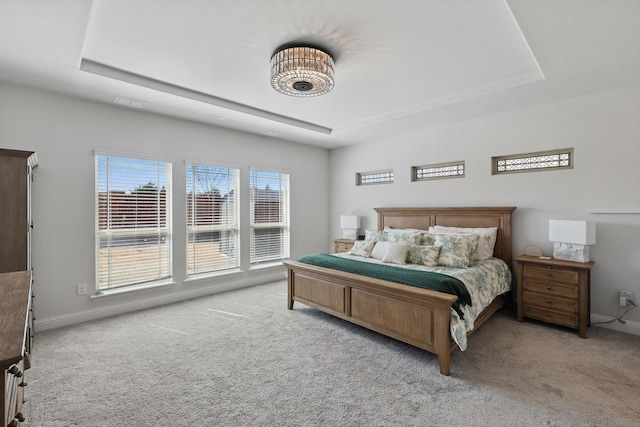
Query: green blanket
297,254,471,318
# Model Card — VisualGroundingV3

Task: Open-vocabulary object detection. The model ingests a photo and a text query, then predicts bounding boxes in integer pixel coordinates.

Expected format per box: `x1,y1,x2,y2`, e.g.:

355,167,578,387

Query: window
356,169,394,185
412,161,465,181
492,148,573,175
96,155,172,291
186,163,239,276
249,170,290,264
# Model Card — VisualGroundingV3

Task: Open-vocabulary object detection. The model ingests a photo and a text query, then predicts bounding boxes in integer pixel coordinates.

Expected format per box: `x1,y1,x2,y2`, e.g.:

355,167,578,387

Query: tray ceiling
1,0,639,148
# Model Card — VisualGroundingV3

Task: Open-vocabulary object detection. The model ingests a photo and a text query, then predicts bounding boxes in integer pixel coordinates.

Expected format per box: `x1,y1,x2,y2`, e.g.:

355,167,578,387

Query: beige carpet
22,281,640,427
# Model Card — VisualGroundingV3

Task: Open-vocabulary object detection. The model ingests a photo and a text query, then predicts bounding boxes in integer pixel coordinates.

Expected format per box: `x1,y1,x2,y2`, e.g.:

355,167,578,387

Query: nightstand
515,255,594,338
333,238,355,254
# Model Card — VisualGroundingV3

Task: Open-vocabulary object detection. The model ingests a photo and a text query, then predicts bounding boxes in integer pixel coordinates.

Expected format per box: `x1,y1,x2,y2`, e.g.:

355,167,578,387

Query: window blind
249,170,290,264
96,155,172,290
186,163,239,275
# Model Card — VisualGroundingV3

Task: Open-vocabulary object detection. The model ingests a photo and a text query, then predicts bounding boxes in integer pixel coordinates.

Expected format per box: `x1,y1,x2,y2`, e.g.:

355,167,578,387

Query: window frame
95,153,173,293
249,169,290,266
356,169,394,186
411,161,465,182
492,148,574,175
185,162,240,278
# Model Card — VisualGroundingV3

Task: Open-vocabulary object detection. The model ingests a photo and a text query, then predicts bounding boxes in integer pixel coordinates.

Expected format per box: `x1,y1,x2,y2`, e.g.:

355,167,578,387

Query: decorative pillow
429,226,498,262
408,245,441,266
365,229,421,246
432,234,479,268
381,243,410,265
421,233,437,246
383,230,422,245
365,229,385,242
370,241,391,260
349,240,375,257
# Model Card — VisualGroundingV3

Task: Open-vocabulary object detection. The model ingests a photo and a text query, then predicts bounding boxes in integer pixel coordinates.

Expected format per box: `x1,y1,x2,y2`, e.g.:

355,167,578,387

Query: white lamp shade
340,215,360,229
549,220,596,245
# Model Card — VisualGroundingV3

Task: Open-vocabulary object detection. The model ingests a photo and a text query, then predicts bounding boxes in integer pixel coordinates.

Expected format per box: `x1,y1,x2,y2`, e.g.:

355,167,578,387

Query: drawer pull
546,313,552,317
19,381,28,387
546,299,552,304
546,272,552,276
16,413,26,422
546,286,551,290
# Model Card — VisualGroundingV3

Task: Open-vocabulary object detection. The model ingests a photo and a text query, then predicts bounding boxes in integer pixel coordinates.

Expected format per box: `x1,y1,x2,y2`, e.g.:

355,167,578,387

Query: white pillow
371,241,391,260
428,225,498,262
381,243,410,265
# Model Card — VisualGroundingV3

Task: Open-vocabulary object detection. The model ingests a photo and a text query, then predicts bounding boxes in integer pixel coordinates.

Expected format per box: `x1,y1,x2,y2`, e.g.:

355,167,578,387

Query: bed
283,206,516,375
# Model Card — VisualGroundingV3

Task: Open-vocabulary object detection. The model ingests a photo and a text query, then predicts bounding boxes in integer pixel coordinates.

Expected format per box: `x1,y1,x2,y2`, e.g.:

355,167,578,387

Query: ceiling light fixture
270,46,335,97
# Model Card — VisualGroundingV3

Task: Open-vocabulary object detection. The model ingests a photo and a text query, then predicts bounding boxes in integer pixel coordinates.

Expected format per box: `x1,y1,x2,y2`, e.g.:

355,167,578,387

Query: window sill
90,280,176,299
184,268,242,284
249,261,287,271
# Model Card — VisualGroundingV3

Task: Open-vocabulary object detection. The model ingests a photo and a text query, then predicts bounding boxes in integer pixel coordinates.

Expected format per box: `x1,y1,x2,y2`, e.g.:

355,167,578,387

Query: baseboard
34,272,286,332
591,313,640,336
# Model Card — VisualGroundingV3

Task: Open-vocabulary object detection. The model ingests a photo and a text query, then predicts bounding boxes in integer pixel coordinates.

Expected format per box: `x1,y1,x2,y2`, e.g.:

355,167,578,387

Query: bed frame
283,206,516,375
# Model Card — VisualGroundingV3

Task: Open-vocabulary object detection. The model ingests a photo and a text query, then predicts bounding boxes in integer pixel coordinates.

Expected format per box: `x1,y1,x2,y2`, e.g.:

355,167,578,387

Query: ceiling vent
113,96,146,109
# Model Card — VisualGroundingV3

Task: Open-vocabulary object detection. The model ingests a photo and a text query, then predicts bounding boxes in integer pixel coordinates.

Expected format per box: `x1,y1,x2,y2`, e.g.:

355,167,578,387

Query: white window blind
249,170,290,264
95,155,172,290
186,163,239,275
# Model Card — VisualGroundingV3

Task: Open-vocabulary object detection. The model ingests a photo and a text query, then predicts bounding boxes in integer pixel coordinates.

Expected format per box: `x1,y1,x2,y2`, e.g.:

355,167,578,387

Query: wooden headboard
374,207,517,267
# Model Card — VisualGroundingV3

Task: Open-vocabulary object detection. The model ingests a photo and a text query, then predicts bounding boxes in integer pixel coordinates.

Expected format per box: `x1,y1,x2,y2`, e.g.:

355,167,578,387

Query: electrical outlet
626,292,636,306
77,283,87,296
619,290,635,307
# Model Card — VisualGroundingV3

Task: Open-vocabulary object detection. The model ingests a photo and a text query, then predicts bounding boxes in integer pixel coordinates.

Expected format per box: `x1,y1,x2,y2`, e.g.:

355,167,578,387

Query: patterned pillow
365,229,421,246
348,240,375,257
422,233,437,246
430,234,479,268
428,226,497,262
365,229,385,241
408,245,441,266
383,230,422,245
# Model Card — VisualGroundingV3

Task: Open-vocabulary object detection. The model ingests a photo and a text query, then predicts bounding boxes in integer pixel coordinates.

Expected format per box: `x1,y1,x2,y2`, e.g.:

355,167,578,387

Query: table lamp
340,215,360,240
549,220,595,262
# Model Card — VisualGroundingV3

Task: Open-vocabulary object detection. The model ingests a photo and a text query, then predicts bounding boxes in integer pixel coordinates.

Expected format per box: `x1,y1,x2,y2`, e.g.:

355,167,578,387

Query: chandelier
270,46,335,97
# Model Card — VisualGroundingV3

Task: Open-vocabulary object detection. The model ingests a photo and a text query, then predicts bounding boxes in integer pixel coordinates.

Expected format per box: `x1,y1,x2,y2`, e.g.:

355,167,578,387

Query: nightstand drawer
523,265,579,284
333,239,355,254
335,242,352,253
523,291,577,313
524,305,578,328
523,279,578,298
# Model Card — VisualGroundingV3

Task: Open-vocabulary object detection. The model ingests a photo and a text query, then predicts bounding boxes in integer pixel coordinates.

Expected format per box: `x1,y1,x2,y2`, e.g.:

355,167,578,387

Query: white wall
329,84,640,333
0,83,330,330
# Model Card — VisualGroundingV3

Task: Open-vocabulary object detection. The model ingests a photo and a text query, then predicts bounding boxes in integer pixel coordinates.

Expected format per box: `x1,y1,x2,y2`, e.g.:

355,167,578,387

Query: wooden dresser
333,238,355,253
515,255,594,338
1,271,33,427
1,149,37,426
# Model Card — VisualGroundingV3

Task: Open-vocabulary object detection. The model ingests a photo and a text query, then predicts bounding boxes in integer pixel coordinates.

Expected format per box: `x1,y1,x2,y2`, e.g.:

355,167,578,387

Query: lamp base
342,229,357,240
553,242,591,263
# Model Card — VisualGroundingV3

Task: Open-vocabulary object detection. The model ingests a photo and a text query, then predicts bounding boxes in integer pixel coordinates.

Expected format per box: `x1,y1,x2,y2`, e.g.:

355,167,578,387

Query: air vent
113,96,146,109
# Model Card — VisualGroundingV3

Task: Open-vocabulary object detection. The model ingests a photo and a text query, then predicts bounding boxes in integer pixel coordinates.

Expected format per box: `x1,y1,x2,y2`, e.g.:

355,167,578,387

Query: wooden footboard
284,260,458,375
